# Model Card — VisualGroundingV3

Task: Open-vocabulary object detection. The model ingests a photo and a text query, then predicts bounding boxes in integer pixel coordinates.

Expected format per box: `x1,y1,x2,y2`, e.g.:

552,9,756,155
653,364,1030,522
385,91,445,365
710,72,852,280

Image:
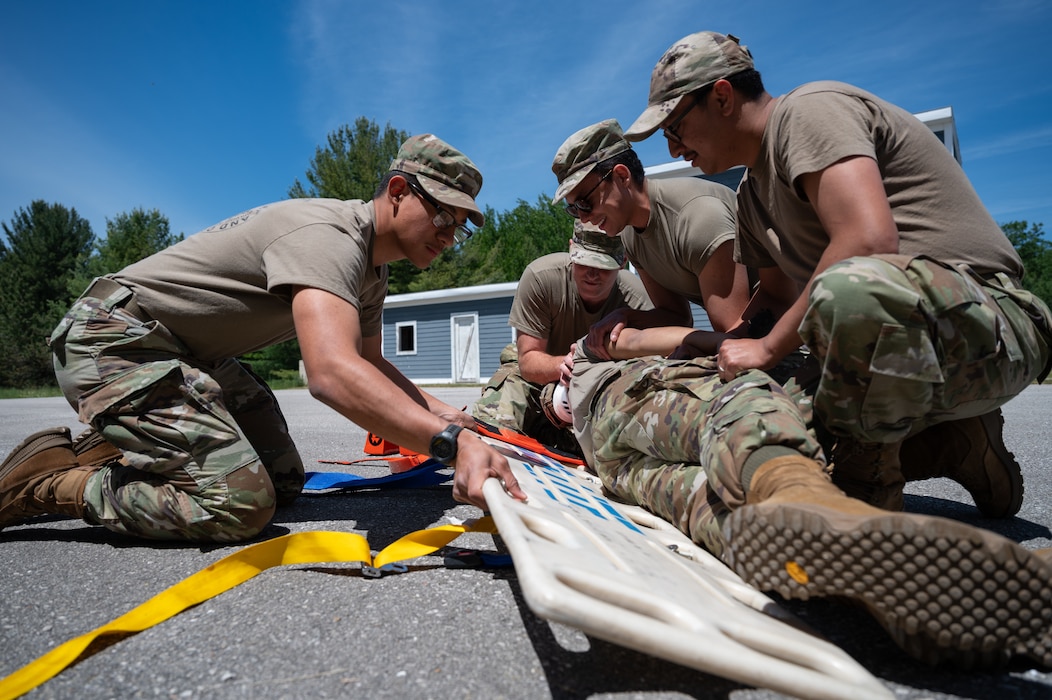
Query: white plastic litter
482,437,892,700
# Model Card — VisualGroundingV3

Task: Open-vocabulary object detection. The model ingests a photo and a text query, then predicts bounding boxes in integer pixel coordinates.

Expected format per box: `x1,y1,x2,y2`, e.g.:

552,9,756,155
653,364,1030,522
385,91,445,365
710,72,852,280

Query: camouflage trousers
49,286,304,543
802,255,1052,443
470,345,582,456
589,357,823,557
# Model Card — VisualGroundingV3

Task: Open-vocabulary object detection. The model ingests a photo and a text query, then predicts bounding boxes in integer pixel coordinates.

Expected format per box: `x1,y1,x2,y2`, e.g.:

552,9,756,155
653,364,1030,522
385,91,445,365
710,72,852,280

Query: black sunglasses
564,170,613,219
662,96,701,145
407,179,474,244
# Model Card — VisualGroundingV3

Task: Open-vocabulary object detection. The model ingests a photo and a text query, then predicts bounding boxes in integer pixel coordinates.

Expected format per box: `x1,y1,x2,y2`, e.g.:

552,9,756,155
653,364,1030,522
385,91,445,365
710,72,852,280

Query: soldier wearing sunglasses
551,120,755,362
2,134,527,543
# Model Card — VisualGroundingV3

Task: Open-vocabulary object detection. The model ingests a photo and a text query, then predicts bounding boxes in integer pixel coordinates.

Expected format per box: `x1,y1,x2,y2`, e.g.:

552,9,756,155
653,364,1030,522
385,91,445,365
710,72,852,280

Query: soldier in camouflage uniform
623,30,1052,518
566,326,1052,669
0,134,526,542
471,221,651,455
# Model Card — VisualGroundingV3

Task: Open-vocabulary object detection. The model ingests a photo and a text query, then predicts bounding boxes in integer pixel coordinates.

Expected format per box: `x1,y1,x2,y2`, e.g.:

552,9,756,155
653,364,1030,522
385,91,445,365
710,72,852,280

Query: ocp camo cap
625,31,753,142
551,119,632,204
389,134,485,226
569,220,626,270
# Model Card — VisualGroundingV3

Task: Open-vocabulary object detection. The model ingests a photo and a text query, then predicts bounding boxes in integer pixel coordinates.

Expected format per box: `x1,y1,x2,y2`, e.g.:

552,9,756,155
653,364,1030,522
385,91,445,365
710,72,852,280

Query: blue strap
303,459,452,492
443,549,514,569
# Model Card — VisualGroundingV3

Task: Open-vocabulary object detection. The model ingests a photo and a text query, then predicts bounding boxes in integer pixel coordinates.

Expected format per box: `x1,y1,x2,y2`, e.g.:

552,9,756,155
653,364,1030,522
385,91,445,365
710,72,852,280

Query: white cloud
967,125,1052,161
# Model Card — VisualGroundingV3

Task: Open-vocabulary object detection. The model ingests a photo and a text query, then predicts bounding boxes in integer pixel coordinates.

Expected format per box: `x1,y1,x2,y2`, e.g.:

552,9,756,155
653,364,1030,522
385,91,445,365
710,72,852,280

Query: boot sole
725,502,1052,669
976,409,1024,518
0,427,73,480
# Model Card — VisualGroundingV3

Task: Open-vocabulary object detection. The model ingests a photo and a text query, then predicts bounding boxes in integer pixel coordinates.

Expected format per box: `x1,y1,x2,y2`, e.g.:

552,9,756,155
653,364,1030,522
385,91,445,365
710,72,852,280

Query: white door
451,313,480,383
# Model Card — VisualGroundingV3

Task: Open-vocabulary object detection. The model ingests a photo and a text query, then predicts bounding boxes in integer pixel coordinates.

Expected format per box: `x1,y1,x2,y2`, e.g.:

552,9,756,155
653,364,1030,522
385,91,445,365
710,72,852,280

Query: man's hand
715,336,779,381
451,433,527,508
585,310,630,360
437,407,477,431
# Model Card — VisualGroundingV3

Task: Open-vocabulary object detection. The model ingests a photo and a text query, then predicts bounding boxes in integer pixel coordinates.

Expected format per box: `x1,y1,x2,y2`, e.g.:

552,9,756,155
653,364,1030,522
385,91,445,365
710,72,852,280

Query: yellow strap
373,517,497,569
0,517,495,700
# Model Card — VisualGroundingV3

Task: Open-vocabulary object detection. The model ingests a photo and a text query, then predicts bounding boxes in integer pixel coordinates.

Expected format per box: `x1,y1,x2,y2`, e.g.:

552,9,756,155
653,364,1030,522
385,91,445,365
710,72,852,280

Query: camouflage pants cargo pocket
51,298,276,542
803,255,1049,443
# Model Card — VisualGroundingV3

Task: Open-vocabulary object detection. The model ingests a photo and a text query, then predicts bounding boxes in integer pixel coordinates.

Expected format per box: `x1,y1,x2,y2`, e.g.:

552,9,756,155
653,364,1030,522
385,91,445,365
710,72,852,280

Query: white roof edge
645,162,747,180
384,280,518,308
644,161,706,178
914,106,953,123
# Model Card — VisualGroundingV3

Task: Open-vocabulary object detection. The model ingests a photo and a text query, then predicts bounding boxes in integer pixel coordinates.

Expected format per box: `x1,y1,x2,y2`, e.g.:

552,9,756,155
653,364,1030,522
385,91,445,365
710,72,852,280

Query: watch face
432,438,455,461
430,425,461,463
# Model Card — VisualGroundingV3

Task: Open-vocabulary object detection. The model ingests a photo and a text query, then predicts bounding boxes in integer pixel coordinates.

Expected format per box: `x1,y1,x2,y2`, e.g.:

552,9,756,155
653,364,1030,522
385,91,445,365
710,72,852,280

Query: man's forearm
519,350,565,385
608,326,694,359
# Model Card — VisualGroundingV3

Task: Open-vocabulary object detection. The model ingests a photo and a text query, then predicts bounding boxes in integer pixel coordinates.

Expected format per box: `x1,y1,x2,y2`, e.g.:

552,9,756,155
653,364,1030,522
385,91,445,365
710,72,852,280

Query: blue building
382,282,517,385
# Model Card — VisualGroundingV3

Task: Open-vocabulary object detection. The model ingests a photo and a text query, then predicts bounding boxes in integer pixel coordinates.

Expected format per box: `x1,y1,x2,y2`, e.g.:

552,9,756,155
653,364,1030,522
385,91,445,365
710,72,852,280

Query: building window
396,321,417,355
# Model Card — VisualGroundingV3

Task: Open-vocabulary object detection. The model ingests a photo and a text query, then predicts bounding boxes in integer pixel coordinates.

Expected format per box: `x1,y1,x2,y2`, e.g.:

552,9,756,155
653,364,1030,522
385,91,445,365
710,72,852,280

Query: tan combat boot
899,409,1023,518
829,438,904,510
725,455,1052,669
0,427,95,529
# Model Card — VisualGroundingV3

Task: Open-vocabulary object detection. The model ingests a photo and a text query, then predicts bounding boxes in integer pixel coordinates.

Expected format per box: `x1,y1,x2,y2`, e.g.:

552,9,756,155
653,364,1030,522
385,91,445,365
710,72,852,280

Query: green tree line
0,203,183,388
2,117,1050,389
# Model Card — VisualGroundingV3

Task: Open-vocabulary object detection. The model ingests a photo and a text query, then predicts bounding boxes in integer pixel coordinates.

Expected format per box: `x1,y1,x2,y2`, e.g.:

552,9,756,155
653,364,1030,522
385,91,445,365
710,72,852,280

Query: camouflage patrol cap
624,31,753,142
569,220,626,271
551,119,633,204
389,134,485,226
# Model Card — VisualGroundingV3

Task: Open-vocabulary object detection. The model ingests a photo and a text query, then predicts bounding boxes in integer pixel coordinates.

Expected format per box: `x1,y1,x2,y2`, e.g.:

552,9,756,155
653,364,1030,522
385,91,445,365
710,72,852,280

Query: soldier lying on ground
559,325,1052,669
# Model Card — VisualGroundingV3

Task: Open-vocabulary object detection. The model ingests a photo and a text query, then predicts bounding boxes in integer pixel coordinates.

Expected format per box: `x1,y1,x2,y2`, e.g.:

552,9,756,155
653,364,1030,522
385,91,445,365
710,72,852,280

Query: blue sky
2,1,1051,242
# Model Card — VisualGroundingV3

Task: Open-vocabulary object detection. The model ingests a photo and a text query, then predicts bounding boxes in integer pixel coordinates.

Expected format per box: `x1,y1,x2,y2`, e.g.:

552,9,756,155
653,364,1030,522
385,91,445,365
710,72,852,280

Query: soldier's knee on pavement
215,464,278,539
226,500,276,540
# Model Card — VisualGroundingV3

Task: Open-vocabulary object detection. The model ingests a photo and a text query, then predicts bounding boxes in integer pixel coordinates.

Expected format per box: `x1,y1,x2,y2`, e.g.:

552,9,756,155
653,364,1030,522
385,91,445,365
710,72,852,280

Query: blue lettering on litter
524,458,641,534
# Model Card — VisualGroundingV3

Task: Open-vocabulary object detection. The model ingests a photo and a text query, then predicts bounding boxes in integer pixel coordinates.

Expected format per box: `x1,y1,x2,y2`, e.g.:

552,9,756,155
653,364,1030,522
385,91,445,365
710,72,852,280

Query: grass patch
264,368,306,391
0,386,64,399
267,377,308,391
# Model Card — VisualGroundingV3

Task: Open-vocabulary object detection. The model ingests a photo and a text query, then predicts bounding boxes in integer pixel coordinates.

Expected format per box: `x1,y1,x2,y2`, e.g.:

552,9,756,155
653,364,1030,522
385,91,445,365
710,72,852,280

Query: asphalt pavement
2,385,1052,700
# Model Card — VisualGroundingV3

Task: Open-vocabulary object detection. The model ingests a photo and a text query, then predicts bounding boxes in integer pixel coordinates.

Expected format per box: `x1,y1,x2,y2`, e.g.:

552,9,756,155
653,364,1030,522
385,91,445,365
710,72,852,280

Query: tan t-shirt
509,252,653,353
115,198,388,362
619,177,737,305
736,81,1023,288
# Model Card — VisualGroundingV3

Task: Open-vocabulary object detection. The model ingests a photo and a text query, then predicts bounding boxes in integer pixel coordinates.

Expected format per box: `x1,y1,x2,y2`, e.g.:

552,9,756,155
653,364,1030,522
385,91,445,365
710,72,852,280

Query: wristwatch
428,424,464,465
